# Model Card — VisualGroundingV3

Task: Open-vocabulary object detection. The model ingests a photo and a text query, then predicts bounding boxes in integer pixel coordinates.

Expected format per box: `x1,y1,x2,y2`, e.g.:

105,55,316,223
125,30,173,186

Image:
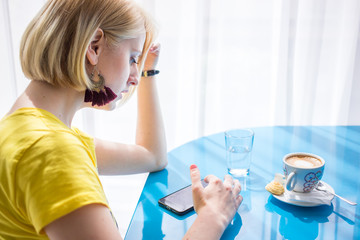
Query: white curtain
142,0,360,149
1,0,360,235
149,0,360,149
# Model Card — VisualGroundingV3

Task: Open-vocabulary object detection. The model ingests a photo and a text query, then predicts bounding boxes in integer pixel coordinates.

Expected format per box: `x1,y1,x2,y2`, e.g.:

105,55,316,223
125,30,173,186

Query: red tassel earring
84,66,117,107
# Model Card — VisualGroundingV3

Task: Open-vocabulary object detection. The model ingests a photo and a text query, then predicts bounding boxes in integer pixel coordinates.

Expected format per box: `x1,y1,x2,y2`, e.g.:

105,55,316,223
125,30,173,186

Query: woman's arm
95,44,167,175
45,204,122,240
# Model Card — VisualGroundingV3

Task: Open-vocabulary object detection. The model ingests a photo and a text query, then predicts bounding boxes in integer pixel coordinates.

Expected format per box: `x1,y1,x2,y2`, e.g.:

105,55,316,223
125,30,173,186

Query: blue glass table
125,126,360,239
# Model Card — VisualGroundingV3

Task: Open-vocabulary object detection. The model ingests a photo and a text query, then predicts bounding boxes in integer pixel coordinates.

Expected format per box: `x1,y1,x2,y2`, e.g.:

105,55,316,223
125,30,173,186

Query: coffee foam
286,155,322,168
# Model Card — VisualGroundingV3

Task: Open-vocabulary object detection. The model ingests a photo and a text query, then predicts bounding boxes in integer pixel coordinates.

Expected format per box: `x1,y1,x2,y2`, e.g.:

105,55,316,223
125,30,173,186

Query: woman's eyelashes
130,57,139,65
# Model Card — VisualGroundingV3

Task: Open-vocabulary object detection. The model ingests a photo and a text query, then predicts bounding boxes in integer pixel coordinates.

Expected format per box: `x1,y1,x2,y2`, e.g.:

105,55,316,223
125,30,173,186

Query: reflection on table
125,126,360,240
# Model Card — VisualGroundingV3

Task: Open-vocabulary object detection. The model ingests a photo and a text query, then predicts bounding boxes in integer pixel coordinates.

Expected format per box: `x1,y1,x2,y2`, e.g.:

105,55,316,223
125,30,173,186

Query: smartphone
158,180,208,215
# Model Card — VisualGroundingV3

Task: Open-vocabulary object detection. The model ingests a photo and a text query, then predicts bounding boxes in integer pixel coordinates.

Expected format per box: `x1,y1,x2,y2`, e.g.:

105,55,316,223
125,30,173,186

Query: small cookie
265,174,285,196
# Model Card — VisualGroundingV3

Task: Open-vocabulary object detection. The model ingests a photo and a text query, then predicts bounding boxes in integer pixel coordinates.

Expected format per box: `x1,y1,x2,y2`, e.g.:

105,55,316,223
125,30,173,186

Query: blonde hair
20,0,157,102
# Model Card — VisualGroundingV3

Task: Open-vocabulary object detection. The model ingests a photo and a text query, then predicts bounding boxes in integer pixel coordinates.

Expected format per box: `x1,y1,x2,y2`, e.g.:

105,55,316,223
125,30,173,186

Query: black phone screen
158,180,207,215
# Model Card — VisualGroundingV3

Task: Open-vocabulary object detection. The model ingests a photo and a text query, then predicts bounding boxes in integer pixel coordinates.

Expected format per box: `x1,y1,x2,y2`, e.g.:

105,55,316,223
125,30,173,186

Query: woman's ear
86,28,105,66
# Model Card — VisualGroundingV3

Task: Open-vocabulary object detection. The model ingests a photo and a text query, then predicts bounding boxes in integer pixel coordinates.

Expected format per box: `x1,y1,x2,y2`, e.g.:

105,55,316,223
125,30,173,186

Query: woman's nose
127,74,139,86
127,65,140,86
128,77,139,86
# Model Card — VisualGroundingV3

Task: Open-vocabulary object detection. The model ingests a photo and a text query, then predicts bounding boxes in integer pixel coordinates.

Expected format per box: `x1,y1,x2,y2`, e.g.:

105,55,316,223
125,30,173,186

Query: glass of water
225,129,254,177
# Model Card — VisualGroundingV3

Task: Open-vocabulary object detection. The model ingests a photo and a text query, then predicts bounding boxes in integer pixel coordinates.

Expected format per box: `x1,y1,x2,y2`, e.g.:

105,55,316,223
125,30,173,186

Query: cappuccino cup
283,152,325,193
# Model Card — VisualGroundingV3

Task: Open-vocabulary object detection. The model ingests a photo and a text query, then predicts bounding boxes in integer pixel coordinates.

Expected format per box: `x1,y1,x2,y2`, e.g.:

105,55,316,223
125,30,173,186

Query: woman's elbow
153,156,168,172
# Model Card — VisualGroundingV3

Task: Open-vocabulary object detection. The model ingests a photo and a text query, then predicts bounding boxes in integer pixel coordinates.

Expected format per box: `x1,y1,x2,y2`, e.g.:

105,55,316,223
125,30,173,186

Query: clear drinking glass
225,129,254,177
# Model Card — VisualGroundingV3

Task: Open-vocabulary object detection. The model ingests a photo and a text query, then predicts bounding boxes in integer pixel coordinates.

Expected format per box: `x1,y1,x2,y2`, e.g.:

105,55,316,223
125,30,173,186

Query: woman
0,0,242,239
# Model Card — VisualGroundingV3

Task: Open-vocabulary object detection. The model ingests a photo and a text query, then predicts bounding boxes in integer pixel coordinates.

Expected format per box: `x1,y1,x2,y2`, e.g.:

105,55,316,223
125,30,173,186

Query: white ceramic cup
283,152,325,193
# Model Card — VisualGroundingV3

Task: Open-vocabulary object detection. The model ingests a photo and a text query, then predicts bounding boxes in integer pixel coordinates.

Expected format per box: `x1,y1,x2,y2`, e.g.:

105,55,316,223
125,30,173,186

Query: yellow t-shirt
0,108,110,239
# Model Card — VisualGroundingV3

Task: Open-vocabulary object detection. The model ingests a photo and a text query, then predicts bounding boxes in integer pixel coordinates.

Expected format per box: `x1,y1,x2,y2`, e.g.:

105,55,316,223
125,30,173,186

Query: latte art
286,155,322,168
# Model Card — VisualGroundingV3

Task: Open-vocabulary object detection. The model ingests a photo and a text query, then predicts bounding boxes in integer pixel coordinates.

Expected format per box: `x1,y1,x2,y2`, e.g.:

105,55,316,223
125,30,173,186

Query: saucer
271,181,335,207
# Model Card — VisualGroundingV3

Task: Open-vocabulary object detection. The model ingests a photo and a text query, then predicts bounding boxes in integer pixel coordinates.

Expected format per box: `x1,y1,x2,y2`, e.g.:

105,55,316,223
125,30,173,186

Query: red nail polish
190,164,197,170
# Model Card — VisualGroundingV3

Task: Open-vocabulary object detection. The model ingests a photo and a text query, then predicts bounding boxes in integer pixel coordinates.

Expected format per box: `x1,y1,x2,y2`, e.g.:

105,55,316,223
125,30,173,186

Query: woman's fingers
190,164,205,213
235,195,243,208
149,43,160,54
193,169,243,205
233,179,241,196
205,174,241,196
190,164,204,194
144,43,160,70
223,174,234,191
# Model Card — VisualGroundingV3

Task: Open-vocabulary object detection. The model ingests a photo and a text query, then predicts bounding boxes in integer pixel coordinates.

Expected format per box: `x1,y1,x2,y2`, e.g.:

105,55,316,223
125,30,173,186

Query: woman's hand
183,165,243,240
143,43,160,70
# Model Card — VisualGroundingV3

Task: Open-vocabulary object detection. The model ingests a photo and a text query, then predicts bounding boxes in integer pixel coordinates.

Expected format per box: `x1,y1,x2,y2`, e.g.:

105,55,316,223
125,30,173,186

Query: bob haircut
20,0,157,104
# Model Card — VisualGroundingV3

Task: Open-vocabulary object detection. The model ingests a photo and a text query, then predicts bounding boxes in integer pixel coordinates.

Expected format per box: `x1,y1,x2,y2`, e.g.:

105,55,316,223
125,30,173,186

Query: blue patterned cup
283,152,325,193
